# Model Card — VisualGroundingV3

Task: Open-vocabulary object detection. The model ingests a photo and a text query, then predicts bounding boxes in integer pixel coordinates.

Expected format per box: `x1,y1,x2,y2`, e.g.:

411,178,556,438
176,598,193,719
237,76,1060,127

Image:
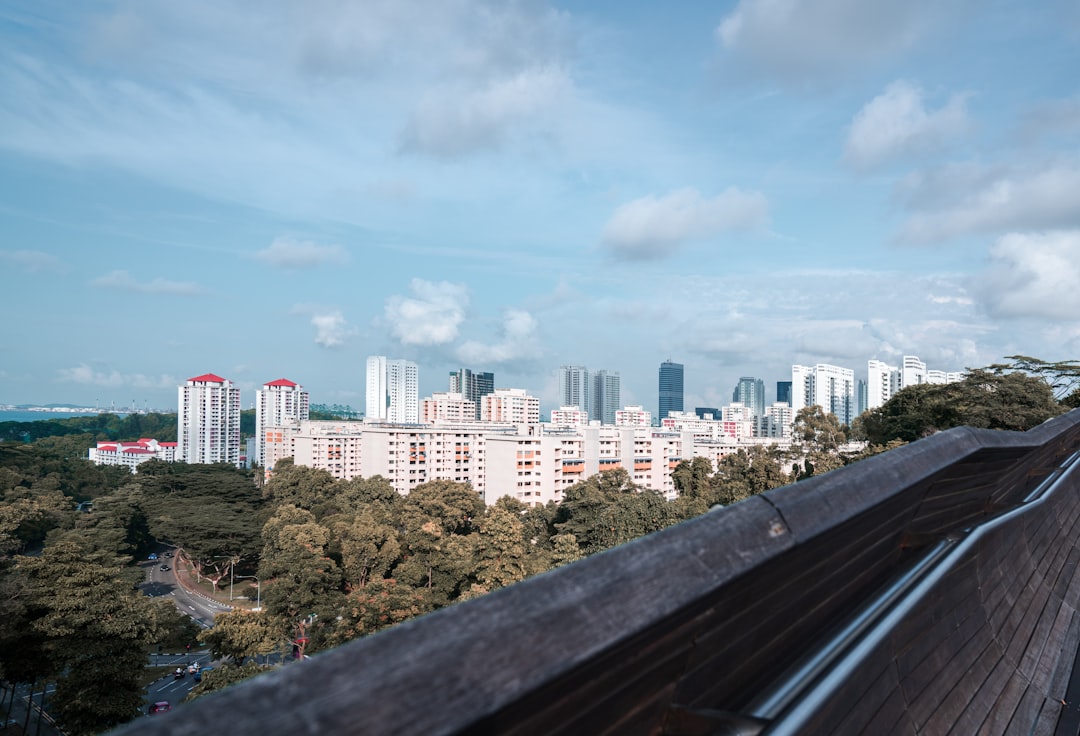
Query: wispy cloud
400,66,571,157
91,270,201,295
385,279,469,345
254,238,349,269
895,160,1080,243
975,230,1080,319
57,363,179,389
601,187,767,260
715,0,958,82
0,249,66,273
845,80,970,170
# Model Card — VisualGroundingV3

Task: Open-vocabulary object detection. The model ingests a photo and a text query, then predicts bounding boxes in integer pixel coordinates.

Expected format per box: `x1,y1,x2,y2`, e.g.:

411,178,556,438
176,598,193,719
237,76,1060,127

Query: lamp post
233,574,261,610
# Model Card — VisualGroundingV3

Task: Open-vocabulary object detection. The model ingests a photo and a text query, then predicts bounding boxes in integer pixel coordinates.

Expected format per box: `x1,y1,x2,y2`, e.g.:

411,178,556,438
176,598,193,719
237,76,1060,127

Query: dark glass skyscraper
449,368,494,419
776,381,792,406
658,360,684,421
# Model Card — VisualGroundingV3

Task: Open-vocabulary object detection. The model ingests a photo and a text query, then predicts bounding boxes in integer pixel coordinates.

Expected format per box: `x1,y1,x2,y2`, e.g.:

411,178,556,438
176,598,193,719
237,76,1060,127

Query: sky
2,0,1080,416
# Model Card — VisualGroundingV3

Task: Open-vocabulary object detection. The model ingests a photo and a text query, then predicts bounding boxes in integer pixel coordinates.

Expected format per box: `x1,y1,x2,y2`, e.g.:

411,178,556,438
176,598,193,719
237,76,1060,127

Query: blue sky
2,0,1080,416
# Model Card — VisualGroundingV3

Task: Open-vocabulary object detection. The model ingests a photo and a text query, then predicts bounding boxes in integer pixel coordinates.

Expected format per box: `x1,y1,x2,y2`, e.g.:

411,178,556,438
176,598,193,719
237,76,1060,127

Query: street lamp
232,574,261,610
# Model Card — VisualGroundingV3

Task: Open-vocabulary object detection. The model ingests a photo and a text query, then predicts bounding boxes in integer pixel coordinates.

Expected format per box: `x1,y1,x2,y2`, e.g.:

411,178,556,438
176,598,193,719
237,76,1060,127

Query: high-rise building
591,370,621,425
658,360,684,421
422,392,477,424
732,377,766,416
776,381,792,406
901,355,927,389
791,363,855,425
695,407,720,420
449,368,495,420
558,365,590,413
255,378,309,467
366,356,419,423
177,373,241,466
867,359,899,410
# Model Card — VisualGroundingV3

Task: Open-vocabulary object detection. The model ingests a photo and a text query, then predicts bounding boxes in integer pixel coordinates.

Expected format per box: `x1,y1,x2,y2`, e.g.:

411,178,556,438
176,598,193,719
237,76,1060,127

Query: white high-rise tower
366,356,419,423
791,363,856,425
255,378,309,467
177,373,241,466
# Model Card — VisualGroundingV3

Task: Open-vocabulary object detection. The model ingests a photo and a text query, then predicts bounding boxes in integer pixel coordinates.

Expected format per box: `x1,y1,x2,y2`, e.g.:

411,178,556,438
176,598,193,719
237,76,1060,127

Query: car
164,551,174,558
148,701,170,715
194,667,212,683
173,667,185,679
160,564,171,571
148,553,158,561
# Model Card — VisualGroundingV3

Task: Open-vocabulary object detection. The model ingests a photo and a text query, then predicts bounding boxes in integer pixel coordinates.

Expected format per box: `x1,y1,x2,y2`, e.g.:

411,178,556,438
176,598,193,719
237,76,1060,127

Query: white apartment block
755,403,794,439
177,373,241,466
792,364,855,425
866,357,964,411
661,411,753,441
422,392,477,424
255,378,309,467
481,388,540,425
366,356,419,423
615,405,652,427
88,438,177,471
551,406,588,426
263,419,793,508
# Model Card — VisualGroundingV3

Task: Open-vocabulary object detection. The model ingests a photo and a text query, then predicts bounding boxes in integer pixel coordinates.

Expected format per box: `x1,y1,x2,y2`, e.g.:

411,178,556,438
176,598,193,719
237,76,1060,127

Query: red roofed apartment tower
177,373,242,466
255,378,309,470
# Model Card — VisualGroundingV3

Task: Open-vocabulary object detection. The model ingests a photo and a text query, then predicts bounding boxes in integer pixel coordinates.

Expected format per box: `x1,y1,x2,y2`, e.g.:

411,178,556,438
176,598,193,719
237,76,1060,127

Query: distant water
0,410,128,423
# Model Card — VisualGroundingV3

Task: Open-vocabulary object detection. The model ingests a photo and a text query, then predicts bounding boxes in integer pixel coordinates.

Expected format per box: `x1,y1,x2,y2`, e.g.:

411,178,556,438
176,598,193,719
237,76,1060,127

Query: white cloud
601,187,768,259
291,304,357,348
457,309,540,364
975,230,1080,320
385,279,469,345
255,238,348,269
400,66,571,157
896,161,1080,243
845,81,970,170
310,311,352,348
91,270,201,295
0,249,65,273
715,0,952,82
57,363,179,389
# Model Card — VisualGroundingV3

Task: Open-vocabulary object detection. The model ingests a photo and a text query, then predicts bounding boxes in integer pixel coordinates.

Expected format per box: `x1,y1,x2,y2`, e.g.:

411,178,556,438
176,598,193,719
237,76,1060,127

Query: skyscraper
732,377,766,416
255,378,309,468
449,368,495,420
777,381,792,406
558,365,590,414
658,360,684,421
177,373,241,466
591,370,621,425
791,363,855,425
366,356,419,423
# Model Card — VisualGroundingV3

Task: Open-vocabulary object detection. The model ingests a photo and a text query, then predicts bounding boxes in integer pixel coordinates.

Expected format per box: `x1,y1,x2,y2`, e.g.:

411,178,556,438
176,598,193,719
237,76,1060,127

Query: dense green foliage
854,369,1063,445
0,412,178,444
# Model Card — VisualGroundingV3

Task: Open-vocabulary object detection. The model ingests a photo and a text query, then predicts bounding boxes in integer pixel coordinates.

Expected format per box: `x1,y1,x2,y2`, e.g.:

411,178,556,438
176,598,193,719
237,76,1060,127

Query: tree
473,504,528,592
202,610,280,663
857,369,1064,445
185,661,267,701
18,540,159,735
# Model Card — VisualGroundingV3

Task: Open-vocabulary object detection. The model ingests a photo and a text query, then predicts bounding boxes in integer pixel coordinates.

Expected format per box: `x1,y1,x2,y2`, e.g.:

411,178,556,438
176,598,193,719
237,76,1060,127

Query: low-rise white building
88,438,177,471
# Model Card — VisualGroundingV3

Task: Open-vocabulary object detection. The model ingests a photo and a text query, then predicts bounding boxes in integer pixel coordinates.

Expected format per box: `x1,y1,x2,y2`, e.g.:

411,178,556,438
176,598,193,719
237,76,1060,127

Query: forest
0,359,1075,734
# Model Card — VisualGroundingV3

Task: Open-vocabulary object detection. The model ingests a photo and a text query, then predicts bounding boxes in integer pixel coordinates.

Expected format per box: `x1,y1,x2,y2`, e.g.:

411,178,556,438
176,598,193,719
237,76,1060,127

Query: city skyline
2,2,1078,414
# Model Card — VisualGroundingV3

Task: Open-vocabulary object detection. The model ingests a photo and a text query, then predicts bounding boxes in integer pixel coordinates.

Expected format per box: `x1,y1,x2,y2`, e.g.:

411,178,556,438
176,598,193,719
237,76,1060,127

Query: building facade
558,365,590,414
88,438,177,471
422,392,477,424
481,388,541,425
658,360,684,421
448,368,494,420
733,377,766,416
177,373,242,466
255,378,309,468
591,369,621,426
366,356,419,423
791,363,856,425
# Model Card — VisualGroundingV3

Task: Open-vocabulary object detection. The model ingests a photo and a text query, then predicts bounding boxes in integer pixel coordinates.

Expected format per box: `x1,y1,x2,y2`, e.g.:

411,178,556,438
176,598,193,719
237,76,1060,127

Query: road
139,553,232,629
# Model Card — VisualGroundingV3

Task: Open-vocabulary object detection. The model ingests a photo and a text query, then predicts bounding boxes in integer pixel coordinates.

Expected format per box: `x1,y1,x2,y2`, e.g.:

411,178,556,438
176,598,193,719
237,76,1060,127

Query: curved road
140,554,232,628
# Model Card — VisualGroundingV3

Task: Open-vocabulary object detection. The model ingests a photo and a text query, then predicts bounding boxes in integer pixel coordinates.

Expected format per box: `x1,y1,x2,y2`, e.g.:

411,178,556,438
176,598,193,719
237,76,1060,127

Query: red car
149,701,171,715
